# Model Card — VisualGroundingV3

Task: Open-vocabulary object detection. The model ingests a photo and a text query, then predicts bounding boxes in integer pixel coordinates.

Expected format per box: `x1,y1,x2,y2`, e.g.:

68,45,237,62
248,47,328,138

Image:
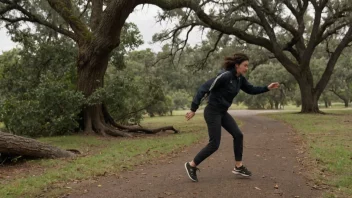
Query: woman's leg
185,106,223,181
221,112,252,176
192,106,223,166
221,112,243,166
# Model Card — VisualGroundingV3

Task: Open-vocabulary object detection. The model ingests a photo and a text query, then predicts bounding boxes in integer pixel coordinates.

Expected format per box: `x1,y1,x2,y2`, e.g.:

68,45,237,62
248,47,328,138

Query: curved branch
79,0,91,19
202,32,223,65
315,26,352,97
0,3,16,15
283,37,301,63
114,124,179,134
0,1,77,41
318,7,352,37
104,126,133,137
151,53,172,67
248,1,301,74
251,55,276,71
301,2,325,67
261,3,300,40
102,104,178,135
153,22,203,65
90,0,103,31
141,0,274,52
282,0,299,19
330,89,348,102
187,32,223,70
143,0,301,75
317,22,351,46
250,2,276,42
95,0,139,46
176,24,196,63
47,0,90,43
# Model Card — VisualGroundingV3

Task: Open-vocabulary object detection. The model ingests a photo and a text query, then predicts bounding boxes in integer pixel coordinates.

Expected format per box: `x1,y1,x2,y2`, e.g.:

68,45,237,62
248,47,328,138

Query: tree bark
0,131,74,158
76,47,134,137
269,100,274,109
330,89,350,108
274,101,279,109
344,100,349,107
297,77,321,113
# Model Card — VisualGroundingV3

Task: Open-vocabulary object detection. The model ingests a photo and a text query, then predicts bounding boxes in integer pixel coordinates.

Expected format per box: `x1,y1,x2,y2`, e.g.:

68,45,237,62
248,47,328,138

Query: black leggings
193,105,243,165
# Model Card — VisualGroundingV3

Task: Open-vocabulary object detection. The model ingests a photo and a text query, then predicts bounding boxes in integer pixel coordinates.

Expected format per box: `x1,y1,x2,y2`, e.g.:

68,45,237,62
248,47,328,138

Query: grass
158,102,350,117
266,110,352,197
0,114,208,198
0,122,5,130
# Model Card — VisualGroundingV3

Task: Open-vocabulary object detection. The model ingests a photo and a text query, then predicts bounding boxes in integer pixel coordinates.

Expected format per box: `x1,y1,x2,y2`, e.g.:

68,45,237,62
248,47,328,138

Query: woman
184,53,279,182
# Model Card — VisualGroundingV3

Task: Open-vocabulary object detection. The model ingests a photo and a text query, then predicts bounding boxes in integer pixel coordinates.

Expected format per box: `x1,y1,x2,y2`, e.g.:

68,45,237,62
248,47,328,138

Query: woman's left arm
240,76,279,95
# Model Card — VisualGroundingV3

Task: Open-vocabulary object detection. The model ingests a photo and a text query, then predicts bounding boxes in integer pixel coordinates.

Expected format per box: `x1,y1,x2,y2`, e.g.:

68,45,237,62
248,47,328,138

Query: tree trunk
297,77,321,113
344,99,349,107
0,131,74,158
76,45,175,137
274,101,279,109
330,90,350,108
269,100,274,109
324,100,328,108
76,45,133,137
78,46,107,134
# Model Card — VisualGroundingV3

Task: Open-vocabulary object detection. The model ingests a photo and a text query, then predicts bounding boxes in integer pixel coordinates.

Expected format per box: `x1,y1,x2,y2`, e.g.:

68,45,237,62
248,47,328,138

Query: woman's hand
185,111,195,121
268,82,280,90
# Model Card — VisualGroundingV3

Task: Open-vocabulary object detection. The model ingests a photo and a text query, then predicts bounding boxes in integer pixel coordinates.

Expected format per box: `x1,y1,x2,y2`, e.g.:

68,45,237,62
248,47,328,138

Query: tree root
114,123,179,134
102,104,179,135
105,126,133,137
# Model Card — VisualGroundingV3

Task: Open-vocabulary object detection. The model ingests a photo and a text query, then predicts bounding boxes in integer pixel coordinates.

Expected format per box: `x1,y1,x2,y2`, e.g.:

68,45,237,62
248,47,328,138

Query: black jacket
190,69,269,112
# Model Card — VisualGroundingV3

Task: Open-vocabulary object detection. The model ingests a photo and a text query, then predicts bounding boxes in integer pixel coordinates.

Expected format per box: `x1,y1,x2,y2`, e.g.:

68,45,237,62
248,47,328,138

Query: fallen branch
0,131,76,159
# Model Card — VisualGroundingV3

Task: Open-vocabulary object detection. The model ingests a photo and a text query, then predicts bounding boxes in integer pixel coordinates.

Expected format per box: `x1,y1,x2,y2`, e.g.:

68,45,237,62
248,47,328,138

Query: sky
0,5,202,54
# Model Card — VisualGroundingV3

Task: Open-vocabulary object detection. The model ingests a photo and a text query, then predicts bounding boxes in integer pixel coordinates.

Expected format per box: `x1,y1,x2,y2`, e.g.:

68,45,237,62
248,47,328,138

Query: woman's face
236,60,249,75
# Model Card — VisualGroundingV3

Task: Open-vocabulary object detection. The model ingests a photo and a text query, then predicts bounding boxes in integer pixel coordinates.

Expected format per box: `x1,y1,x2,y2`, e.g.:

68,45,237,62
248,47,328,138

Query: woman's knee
209,141,220,151
235,132,243,140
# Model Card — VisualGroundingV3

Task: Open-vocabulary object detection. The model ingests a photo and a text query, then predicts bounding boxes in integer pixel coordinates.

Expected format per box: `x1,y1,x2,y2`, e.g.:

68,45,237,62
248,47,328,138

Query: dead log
0,131,75,159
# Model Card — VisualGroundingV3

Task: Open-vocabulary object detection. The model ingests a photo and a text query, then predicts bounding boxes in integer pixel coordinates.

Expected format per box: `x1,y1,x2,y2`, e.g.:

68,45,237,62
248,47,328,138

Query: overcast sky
0,5,202,54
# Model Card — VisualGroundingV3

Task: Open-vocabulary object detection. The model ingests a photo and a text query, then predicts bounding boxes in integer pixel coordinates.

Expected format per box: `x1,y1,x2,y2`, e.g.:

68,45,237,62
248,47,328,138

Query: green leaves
0,75,85,137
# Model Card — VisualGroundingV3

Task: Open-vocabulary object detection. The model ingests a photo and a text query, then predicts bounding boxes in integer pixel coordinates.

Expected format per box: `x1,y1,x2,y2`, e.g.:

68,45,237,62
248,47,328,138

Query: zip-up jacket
190,69,269,112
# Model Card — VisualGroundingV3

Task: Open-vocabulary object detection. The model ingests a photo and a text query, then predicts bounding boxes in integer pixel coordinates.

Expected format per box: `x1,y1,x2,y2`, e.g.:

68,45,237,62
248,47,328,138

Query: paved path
68,110,322,198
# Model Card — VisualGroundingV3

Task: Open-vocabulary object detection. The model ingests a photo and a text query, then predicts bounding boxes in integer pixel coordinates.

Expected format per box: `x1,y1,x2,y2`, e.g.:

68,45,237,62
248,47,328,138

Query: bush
146,95,172,117
0,76,84,137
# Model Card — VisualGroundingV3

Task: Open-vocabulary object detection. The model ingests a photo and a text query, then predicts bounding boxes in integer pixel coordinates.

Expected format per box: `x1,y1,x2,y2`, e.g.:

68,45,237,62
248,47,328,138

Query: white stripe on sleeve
209,71,230,91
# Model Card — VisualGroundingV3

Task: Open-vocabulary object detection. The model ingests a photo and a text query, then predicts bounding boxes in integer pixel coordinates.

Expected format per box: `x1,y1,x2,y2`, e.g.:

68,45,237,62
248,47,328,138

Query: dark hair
223,53,249,70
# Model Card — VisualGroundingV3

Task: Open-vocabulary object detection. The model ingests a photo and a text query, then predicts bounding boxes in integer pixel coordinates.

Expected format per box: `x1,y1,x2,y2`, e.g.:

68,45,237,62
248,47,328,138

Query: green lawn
0,114,208,198
266,111,352,198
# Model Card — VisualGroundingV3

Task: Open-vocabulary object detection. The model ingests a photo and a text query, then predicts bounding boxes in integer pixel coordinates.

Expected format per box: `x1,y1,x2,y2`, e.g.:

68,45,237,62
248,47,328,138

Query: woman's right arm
190,77,215,112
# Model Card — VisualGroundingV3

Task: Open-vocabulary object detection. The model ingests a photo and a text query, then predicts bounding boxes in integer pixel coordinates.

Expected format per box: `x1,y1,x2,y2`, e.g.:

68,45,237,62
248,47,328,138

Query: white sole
184,162,197,182
232,170,251,177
